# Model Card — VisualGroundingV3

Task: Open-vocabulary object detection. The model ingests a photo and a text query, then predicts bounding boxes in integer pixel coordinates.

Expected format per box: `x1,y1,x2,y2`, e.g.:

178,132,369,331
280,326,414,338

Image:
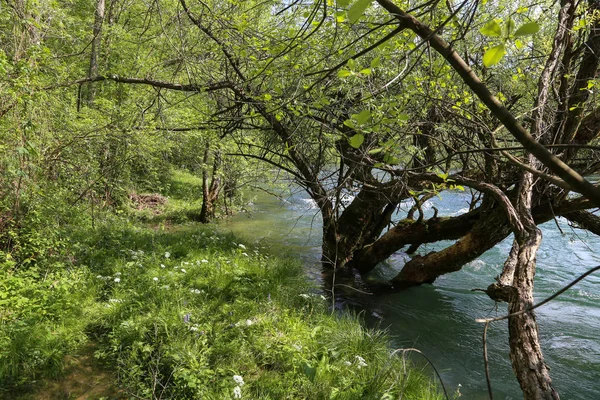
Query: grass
0,170,444,399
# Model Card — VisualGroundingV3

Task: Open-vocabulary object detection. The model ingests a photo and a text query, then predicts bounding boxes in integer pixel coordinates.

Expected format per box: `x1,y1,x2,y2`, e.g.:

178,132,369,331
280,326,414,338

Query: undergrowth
1,170,443,399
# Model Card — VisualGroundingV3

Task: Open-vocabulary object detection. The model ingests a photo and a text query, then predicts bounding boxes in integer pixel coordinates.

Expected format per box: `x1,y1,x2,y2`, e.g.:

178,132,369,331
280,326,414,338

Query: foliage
0,171,442,399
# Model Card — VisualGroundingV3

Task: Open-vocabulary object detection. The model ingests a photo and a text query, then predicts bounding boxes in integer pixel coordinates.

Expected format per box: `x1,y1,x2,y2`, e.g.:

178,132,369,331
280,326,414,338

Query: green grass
1,170,444,399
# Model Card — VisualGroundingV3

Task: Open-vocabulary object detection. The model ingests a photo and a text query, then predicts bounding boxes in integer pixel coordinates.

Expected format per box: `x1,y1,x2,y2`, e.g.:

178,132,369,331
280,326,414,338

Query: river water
219,188,600,399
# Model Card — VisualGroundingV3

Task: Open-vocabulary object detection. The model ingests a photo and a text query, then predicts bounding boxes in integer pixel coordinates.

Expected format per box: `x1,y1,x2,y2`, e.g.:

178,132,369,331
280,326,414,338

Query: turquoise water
219,189,600,399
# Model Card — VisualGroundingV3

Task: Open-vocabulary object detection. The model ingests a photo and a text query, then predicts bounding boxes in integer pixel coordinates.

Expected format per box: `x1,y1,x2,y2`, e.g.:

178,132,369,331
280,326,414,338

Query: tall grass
1,170,445,399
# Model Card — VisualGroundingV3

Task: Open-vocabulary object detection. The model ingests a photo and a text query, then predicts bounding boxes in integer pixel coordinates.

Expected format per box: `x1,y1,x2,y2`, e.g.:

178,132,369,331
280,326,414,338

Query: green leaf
397,113,409,121
505,18,515,37
337,69,351,78
514,22,540,37
483,44,506,67
368,147,383,154
359,68,372,75
337,0,352,6
347,0,373,23
480,20,502,37
354,109,371,124
263,93,272,100
301,362,317,381
514,39,524,50
370,57,381,68
349,133,365,148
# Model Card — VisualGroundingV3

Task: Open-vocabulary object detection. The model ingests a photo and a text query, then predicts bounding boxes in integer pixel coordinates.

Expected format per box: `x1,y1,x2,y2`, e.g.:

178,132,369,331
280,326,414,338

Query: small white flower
238,244,246,249
164,251,171,259
245,319,253,326
189,325,199,331
233,375,245,386
233,386,242,399
96,275,103,279
242,252,248,257
180,268,186,273
201,259,208,263
355,355,367,368
292,344,303,351
344,361,352,366
153,277,159,282
114,277,120,283
160,264,166,268
115,272,122,276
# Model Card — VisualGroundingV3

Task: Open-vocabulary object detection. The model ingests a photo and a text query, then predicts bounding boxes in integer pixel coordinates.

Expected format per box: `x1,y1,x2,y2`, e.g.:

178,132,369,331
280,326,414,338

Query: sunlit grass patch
78,220,443,399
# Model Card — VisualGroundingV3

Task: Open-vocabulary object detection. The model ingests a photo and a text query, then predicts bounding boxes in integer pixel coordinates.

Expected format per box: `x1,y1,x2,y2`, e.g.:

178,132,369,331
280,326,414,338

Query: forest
1,0,599,399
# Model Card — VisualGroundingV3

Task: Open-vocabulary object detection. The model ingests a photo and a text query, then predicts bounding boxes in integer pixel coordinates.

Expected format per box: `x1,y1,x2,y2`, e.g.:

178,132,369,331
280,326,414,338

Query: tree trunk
80,0,105,108
199,148,222,223
507,171,559,399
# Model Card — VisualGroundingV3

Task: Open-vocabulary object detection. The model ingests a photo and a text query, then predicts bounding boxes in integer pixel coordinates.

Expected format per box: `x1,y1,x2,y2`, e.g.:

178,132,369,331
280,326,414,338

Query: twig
390,348,450,400
476,265,600,324
482,321,494,400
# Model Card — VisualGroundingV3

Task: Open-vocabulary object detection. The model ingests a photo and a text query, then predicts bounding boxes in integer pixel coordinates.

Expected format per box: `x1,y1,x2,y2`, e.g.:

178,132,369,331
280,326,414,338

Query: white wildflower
344,361,352,366
115,272,122,276
181,268,186,273
233,375,245,386
245,319,253,326
299,294,310,299
161,264,166,268
153,277,159,282
242,252,248,257
164,251,171,259
233,386,242,399
355,355,367,368
96,275,103,279
201,259,208,263
114,277,120,283
189,325,199,331
238,244,246,249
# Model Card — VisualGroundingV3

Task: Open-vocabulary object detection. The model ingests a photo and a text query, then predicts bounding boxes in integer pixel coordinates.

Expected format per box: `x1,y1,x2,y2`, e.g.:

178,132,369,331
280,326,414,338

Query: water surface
220,188,600,399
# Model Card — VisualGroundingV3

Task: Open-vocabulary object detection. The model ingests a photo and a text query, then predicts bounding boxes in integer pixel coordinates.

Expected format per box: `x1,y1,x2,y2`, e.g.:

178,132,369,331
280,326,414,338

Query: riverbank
0,172,443,399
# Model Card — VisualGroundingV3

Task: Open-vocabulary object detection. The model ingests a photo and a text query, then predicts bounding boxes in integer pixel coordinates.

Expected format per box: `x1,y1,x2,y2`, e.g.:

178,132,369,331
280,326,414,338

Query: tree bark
80,0,105,107
507,171,559,399
200,148,222,223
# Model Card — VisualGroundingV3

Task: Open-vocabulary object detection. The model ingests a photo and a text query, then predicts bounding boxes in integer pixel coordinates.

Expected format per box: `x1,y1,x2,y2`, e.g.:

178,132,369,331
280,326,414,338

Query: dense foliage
2,0,600,398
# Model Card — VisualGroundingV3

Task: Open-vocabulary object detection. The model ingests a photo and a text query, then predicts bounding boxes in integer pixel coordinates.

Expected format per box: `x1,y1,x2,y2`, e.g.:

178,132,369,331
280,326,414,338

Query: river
219,187,600,399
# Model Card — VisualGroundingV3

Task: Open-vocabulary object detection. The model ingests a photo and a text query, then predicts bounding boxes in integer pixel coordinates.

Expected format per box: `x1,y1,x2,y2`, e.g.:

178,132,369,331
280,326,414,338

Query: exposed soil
14,344,124,400
129,192,168,213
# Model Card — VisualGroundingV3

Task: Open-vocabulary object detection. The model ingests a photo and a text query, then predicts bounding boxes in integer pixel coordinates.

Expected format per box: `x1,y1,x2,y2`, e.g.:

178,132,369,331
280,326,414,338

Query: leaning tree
60,0,600,398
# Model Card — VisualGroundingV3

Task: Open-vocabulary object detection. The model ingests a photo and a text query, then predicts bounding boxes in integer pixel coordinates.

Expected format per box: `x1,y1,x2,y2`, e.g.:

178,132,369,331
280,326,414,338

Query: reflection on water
219,188,600,400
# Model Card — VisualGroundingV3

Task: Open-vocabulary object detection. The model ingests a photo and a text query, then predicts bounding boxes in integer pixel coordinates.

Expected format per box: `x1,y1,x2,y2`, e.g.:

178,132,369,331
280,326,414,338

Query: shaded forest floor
17,344,123,400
